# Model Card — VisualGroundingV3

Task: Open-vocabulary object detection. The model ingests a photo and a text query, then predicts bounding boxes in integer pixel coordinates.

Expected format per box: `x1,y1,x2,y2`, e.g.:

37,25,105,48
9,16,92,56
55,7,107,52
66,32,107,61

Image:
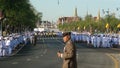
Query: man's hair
62,32,71,37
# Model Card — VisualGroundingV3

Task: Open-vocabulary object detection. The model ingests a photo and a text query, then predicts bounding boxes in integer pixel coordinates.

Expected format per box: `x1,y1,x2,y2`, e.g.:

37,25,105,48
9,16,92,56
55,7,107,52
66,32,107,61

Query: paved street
0,36,120,68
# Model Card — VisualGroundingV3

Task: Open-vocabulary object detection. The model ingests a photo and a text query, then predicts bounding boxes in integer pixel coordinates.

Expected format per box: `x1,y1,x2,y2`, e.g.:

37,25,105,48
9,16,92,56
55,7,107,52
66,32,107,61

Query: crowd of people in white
1,31,120,57
0,32,36,57
71,32,120,48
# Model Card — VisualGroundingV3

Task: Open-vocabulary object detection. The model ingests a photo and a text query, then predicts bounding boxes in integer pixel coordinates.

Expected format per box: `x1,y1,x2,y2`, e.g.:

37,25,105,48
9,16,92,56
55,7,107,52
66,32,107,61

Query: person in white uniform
5,37,12,56
96,35,101,48
118,35,120,46
102,35,106,48
1,38,6,56
0,39,2,57
0,37,6,57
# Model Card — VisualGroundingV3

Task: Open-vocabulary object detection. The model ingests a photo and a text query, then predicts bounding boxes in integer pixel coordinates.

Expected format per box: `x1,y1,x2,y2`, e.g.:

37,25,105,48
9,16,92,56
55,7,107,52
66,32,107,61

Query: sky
29,0,120,22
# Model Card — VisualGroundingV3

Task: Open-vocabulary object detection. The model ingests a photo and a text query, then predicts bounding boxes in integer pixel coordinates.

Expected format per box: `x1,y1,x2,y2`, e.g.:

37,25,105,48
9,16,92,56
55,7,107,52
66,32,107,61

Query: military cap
62,32,71,37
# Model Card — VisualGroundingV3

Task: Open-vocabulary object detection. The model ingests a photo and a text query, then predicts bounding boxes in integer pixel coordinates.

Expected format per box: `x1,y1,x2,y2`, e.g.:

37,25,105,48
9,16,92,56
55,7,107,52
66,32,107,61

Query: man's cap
62,32,71,37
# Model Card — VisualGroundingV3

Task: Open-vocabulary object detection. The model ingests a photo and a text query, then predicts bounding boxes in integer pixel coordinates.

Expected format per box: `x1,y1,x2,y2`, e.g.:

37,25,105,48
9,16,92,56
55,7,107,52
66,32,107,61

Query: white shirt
5,40,11,46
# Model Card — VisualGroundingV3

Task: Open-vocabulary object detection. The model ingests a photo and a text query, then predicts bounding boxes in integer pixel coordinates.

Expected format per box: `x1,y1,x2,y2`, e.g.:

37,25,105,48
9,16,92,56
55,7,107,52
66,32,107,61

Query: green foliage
0,0,42,33
58,14,120,33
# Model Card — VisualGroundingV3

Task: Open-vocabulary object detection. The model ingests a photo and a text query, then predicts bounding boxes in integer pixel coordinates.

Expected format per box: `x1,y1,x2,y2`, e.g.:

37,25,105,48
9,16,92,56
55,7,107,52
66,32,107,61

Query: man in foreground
57,32,77,68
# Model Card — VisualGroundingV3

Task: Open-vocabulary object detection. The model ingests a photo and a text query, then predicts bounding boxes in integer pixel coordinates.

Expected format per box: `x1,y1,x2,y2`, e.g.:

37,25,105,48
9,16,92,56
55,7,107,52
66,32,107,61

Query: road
0,36,119,68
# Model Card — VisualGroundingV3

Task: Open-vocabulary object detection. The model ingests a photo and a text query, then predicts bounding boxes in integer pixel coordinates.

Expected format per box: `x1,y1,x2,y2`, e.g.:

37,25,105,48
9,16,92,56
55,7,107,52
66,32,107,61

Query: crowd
1,31,119,57
70,32,120,48
56,31,120,48
0,32,37,57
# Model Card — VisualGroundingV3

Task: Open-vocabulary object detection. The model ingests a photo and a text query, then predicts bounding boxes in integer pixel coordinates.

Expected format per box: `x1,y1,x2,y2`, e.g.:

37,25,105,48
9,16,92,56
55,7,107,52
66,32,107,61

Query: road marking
43,49,47,54
12,62,18,64
41,54,43,56
35,56,39,59
106,53,119,68
26,58,31,61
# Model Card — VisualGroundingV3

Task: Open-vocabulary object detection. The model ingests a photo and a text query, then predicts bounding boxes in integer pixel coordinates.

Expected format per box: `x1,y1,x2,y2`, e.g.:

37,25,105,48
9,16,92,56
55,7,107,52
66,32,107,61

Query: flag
77,27,80,30
105,23,109,29
84,26,86,30
117,24,120,28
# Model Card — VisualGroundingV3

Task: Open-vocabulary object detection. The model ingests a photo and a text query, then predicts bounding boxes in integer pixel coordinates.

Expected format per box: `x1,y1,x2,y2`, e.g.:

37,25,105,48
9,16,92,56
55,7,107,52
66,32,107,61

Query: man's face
63,35,69,42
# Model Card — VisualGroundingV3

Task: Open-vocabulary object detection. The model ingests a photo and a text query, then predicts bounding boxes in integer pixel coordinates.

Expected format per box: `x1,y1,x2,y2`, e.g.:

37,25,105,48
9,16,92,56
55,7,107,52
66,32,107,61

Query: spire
86,6,88,16
97,9,101,21
74,7,78,17
86,10,88,16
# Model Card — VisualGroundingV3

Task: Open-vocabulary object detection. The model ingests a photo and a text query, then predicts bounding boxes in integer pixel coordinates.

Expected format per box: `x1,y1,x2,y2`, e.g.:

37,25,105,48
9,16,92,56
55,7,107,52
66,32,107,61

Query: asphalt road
0,36,119,68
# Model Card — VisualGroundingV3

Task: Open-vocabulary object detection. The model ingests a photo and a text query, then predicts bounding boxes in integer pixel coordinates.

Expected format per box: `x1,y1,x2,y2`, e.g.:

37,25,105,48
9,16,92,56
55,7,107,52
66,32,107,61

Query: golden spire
74,7,78,17
86,10,88,16
97,9,101,21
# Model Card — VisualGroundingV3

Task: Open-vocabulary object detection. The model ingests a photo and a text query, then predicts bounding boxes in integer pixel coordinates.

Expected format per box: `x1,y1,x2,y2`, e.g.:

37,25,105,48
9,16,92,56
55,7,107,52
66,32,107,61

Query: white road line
35,56,39,59
43,49,47,54
26,58,31,61
42,37,48,55
39,38,46,56
41,55,43,56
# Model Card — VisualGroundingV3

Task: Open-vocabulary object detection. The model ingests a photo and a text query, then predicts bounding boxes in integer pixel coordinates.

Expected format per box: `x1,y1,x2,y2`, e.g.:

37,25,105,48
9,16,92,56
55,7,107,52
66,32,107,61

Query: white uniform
119,35,120,45
86,35,90,44
97,36,101,48
111,37,114,47
106,36,110,48
23,35,27,45
114,37,118,47
91,36,94,46
1,40,6,56
76,34,79,42
5,38,12,56
93,36,97,48
30,35,34,44
0,40,2,56
102,36,106,48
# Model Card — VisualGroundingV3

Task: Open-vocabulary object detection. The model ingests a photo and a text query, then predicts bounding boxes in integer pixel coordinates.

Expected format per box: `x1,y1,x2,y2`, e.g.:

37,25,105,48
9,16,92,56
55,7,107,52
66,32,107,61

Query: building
36,20,57,29
57,7,81,24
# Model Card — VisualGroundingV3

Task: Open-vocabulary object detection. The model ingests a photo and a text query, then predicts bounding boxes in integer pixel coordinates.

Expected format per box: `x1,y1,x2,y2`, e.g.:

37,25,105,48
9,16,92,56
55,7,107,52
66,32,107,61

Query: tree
57,12,120,33
0,0,40,33
85,14,93,23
